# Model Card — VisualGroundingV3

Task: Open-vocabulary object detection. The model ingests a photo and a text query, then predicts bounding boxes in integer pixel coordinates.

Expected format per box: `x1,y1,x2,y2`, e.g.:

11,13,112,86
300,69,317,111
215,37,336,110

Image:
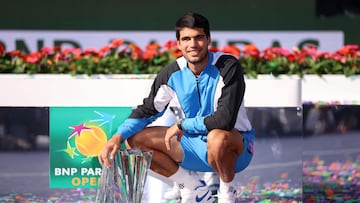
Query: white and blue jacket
117,52,252,140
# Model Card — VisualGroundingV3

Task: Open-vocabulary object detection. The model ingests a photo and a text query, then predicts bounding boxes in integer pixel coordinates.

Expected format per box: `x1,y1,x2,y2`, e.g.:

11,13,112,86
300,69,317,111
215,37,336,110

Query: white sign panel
0,30,343,53
0,75,301,107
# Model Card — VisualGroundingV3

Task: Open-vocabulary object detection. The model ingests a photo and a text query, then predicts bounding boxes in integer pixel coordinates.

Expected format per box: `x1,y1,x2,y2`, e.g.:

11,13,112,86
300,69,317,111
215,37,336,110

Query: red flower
61,48,74,56
129,43,144,60
111,38,124,49
9,50,21,57
318,51,331,60
83,47,98,57
286,53,298,62
62,48,82,60
40,47,53,55
146,42,161,51
24,52,42,64
300,45,320,61
355,50,360,57
143,49,157,60
337,44,359,55
72,48,82,60
98,45,110,57
170,49,182,58
221,45,241,58
208,46,219,52
244,44,260,58
0,44,5,55
263,47,276,60
331,53,347,64
302,45,318,55
54,46,61,52
163,40,177,51
163,40,182,58
143,42,161,60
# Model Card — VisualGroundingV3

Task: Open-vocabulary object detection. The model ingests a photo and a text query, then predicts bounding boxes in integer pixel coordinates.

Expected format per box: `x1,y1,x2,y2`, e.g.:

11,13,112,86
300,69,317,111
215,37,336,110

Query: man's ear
207,36,212,45
176,40,181,50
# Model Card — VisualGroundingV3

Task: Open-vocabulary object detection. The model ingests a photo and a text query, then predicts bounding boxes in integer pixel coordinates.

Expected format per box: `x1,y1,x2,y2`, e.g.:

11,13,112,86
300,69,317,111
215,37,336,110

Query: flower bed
1,39,359,78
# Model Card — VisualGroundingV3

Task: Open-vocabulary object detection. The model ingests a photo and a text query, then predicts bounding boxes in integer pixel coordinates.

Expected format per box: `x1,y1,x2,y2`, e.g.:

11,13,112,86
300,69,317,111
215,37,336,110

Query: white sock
147,169,173,186
169,167,200,190
219,178,234,193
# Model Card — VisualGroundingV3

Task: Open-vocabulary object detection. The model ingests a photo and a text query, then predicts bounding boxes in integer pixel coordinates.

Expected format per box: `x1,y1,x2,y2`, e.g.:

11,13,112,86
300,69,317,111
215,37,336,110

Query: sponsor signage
49,106,132,188
0,30,343,53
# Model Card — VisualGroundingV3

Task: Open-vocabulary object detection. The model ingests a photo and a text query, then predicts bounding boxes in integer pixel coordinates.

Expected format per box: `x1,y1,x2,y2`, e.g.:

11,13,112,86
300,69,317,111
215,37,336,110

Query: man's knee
207,129,229,150
207,129,242,154
127,126,166,147
127,130,146,147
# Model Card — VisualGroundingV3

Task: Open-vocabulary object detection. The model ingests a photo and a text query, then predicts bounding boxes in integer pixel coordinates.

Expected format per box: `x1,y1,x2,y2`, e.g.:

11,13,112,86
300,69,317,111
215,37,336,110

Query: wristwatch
176,119,184,131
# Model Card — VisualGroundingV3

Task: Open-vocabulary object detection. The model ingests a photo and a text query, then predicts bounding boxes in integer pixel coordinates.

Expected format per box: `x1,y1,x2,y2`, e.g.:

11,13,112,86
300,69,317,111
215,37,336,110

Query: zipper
196,78,202,109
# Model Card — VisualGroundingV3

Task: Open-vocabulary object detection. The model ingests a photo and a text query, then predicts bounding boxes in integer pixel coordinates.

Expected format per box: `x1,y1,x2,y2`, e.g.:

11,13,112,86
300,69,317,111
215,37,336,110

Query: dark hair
175,12,210,40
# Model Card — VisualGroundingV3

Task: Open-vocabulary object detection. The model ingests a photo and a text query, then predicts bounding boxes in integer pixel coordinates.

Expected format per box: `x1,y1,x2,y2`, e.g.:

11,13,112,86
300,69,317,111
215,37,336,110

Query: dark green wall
2,0,360,45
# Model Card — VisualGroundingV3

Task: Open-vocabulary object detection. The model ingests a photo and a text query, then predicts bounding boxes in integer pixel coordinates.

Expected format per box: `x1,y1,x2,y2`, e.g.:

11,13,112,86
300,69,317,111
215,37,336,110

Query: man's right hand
98,134,122,168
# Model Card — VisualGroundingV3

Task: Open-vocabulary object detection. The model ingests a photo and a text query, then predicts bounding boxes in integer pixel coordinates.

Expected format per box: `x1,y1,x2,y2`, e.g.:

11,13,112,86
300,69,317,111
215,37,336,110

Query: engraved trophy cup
95,149,153,203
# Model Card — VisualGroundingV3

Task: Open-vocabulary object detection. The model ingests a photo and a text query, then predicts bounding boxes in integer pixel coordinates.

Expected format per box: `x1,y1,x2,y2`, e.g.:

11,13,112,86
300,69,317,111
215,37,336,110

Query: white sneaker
217,187,237,203
163,182,181,200
201,172,219,195
174,172,219,201
180,179,215,203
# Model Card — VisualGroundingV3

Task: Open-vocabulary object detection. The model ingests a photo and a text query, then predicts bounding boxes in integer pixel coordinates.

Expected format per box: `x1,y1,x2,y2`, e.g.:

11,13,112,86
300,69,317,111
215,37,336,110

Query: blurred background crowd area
0,105,359,151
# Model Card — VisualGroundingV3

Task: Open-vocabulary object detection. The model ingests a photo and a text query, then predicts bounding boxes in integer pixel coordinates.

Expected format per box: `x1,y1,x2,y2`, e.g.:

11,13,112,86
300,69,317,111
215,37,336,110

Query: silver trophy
96,149,153,203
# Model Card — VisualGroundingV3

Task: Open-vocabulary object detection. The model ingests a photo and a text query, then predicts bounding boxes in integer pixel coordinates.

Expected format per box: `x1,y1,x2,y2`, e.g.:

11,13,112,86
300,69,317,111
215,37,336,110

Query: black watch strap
176,119,184,131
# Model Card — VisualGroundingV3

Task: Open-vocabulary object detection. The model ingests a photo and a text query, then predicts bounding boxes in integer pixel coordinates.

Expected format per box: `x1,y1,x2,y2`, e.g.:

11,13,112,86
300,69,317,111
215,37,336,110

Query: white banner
0,30,343,53
0,74,301,107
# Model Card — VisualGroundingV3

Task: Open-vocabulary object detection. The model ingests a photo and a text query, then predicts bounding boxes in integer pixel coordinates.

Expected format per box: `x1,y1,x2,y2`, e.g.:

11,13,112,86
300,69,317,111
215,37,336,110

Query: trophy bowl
96,149,153,203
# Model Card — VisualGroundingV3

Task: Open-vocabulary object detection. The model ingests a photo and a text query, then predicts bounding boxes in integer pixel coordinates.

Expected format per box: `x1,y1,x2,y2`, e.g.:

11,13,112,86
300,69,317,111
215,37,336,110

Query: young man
98,12,254,203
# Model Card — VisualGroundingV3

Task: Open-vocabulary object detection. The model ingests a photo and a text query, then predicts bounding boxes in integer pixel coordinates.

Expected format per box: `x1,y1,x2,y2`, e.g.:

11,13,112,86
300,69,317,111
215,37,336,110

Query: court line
303,148,360,156
0,172,48,177
247,160,302,170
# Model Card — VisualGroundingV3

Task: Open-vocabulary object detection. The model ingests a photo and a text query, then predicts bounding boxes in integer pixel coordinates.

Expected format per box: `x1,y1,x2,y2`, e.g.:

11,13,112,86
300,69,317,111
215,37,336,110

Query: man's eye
196,35,205,40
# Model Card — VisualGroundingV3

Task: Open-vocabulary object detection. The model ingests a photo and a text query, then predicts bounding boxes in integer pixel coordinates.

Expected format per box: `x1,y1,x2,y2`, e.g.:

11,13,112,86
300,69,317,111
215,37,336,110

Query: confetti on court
0,189,97,203
236,173,302,203
303,155,360,203
1,155,358,203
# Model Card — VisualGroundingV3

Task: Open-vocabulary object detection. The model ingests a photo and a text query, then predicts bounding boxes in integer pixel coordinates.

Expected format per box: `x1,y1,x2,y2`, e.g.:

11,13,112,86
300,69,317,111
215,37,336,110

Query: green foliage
0,40,359,78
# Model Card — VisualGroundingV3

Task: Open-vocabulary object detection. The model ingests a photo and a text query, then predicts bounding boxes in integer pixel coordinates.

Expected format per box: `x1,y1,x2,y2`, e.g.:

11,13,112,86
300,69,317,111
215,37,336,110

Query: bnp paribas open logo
54,110,116,187
66,123,107,160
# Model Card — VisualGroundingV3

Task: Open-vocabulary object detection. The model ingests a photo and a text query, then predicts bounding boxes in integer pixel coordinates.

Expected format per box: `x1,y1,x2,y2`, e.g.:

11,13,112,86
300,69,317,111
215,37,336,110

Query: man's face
177,27,211,66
